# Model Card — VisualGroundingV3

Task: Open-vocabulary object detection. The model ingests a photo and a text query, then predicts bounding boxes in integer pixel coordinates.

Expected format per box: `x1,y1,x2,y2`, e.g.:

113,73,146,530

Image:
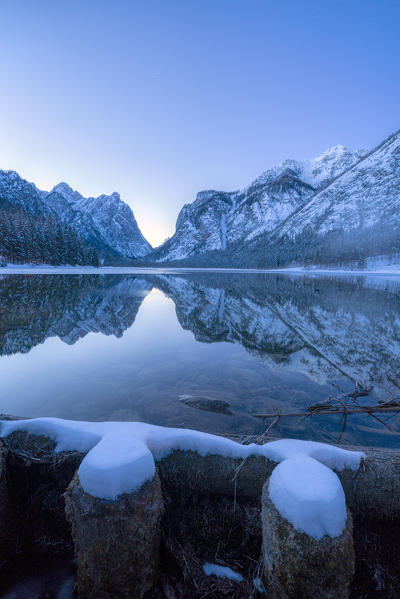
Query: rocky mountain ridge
1,129,398,267
274,130,400,239
149,145,367,263
0,171,151,261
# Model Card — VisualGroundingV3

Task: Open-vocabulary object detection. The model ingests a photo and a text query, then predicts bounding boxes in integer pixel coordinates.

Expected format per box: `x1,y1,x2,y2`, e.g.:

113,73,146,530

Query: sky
0,0,399,247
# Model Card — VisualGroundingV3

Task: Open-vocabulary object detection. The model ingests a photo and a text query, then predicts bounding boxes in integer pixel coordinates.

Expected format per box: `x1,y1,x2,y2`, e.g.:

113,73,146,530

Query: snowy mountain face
44,183,152,258
0,171,151,260
150,146,366,262
0,170,47,217
273,131,400,240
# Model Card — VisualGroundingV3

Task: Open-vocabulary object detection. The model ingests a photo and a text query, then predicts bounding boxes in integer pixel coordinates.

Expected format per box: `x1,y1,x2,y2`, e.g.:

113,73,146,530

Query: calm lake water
1,270,400,448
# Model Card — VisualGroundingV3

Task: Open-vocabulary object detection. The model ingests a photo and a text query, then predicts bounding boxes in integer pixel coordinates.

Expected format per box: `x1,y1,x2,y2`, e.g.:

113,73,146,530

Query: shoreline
2,264,400,276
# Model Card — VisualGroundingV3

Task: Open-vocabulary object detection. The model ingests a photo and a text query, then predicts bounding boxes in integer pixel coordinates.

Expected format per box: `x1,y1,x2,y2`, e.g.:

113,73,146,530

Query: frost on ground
0,418,364,539
202,562,243,582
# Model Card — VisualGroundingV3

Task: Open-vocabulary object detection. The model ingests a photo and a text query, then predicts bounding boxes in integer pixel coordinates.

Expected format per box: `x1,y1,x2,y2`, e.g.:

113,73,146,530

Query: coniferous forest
0,206,99,266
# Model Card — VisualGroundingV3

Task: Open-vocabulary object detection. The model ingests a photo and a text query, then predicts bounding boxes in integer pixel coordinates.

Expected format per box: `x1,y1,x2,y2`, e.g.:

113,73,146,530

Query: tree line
144,221,400,270
0,206,100,266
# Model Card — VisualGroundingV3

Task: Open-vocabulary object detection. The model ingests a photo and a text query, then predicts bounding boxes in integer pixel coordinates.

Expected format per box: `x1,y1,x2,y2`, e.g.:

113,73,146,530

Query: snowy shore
1,263,400,276
1,417,399,598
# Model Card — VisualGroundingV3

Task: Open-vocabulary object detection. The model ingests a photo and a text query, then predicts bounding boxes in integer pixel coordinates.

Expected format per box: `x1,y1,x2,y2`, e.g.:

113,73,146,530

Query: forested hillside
0,207,99,266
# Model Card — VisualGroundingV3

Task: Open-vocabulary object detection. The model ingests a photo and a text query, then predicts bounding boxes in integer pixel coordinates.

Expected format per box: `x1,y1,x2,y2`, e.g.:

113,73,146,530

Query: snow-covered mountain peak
50,182,83,204
251,145,366,192
303,145,367,188
52,181,74,194
274,129,400,242
317,144,348,158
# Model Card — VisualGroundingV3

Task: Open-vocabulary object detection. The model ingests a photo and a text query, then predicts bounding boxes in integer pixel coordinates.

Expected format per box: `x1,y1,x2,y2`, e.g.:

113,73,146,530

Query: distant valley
1,129,399,269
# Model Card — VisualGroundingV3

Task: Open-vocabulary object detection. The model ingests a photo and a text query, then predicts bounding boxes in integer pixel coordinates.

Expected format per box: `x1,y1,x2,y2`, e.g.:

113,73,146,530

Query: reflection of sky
1,1,399,245
1,278,399,447
0,288,317,426
0,290,186,416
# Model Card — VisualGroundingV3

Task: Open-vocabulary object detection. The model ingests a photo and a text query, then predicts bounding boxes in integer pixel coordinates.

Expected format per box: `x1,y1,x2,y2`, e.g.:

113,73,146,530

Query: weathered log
2,428,400,523
158,445,400,521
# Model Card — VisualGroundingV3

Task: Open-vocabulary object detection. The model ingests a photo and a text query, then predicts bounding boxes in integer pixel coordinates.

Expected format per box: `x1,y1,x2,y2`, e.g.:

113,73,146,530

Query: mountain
0,170,47,217
43,182,151,258
149,145,366,263
0,171,101,266
0,170,151,263
275,130,400,239
245,129,400,268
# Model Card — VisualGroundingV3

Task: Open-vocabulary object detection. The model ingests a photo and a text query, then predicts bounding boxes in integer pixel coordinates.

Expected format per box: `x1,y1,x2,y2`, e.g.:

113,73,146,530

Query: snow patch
203,563,243,582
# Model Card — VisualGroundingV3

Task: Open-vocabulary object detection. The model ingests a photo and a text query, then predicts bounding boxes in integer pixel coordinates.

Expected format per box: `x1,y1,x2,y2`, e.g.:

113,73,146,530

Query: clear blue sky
1,0,399,246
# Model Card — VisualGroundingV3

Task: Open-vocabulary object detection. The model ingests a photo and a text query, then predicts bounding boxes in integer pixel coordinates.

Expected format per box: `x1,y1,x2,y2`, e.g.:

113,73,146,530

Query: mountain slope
44,183,151,258
0,170,47,217
234,129,400,268
275,130,400,239
0,170,151,262
150,145,366,262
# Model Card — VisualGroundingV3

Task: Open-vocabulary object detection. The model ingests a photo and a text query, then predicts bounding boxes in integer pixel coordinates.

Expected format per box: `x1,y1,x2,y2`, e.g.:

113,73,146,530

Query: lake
1,270,400,448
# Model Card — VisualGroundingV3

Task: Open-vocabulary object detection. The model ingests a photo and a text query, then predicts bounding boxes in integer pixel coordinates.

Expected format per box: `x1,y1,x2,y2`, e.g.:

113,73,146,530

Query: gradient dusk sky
1,0,399,246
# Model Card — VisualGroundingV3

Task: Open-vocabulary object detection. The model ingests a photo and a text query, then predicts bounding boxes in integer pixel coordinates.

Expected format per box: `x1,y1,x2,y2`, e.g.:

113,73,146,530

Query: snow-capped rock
150,146,366,262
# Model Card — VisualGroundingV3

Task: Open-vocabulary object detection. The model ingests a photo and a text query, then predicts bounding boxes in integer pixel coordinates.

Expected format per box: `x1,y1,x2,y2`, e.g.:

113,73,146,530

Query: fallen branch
253,406,400,418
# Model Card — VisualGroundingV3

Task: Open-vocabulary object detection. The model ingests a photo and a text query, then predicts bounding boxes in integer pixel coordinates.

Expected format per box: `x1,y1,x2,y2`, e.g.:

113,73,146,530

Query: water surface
1,271,400,447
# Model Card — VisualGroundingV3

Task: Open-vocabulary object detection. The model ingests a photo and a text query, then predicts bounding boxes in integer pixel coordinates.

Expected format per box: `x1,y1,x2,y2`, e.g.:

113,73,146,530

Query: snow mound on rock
269,455,347,539
0,418,364,539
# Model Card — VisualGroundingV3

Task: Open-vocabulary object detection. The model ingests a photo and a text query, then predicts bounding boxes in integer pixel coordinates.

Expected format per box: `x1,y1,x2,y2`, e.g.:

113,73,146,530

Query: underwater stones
65,471,164,599
261,477,355,599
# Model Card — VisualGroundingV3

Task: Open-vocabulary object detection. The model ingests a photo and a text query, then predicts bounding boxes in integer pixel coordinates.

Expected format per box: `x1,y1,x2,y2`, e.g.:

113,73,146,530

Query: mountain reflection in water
0,272,399,448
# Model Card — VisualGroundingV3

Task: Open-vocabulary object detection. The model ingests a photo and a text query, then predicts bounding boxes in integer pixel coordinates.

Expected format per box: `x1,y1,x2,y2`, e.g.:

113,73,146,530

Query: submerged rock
179,395,232,414
65,471,164,599
261,476,355,599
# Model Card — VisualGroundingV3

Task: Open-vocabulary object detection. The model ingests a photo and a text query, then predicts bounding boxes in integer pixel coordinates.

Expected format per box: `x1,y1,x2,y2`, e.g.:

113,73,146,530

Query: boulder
261,477,355,599
65,471,164,599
